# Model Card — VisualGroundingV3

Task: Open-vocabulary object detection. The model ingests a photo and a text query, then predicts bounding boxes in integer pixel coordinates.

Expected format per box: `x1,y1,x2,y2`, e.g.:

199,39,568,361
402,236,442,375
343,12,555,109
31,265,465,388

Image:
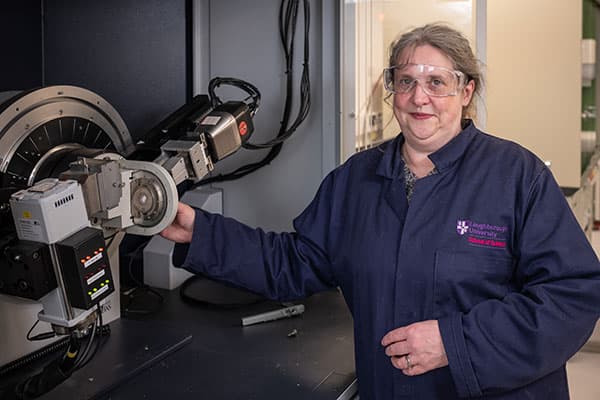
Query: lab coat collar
376,119,477,179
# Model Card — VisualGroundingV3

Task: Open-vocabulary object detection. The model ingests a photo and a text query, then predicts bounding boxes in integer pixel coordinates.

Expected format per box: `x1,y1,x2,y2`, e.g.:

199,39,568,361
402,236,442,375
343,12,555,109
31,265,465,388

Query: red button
239,121,248,136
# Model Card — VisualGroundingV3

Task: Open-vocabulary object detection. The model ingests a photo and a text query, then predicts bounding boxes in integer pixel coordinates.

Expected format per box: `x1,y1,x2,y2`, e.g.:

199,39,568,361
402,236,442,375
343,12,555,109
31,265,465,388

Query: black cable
193,142,284,185
124,240,157,292
72,306,111,371
192,0,311,186
11,355,70,400
120,241,164,316
208,77,261,116
26,319,55,342
58,335,81,374
6,319,92,399
179,275,265,310
125,240,149,289
121,286,164,316
243,0,311,149
1,310,110,399
73,318,97,371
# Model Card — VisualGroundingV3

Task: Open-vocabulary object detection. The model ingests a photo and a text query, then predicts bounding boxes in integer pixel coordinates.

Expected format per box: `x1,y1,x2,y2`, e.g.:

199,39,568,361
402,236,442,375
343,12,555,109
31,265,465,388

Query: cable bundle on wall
197,0,311,185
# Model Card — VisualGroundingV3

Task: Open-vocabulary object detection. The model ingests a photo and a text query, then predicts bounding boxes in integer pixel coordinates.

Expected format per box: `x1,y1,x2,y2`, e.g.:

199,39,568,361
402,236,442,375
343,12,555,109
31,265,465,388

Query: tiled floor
566,230,600,399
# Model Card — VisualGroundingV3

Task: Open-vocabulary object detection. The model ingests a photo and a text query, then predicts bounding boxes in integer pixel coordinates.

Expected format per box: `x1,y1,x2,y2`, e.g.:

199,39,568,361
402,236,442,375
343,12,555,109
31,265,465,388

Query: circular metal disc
0,86,134,187
119,159,178,236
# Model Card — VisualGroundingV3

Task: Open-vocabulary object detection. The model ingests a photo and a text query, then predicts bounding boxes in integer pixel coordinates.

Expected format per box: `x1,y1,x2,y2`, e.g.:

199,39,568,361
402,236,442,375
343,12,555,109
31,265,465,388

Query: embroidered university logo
456,218,508,249
456,220,469,235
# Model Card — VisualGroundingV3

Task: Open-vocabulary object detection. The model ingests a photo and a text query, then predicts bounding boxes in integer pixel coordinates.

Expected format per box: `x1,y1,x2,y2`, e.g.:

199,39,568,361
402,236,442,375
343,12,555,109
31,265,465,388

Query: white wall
486,0,582,188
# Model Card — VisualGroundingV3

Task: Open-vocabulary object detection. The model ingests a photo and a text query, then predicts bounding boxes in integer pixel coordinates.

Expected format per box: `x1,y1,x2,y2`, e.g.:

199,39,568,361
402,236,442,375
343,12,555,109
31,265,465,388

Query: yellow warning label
22,211,31,218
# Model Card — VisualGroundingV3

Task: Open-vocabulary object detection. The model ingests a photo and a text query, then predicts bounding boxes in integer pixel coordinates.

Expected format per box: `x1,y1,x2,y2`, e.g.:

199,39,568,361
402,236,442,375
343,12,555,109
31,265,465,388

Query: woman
162,24,600,399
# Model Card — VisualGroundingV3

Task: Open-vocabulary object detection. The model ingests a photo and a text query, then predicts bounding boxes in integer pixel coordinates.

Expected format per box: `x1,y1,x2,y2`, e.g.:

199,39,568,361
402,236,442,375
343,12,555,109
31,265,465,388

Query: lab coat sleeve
176,175,339,301
439,168,600,398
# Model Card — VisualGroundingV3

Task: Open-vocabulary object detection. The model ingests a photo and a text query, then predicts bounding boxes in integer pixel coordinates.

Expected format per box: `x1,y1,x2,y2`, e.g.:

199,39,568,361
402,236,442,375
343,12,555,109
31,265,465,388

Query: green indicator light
88,292,92,295
105,279,109,283
101,283,105,287
93,288,97,292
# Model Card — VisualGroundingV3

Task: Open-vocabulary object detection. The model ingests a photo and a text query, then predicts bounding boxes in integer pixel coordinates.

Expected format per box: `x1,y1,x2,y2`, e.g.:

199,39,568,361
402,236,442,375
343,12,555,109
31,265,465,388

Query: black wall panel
0,1,43,91
43,0,190,140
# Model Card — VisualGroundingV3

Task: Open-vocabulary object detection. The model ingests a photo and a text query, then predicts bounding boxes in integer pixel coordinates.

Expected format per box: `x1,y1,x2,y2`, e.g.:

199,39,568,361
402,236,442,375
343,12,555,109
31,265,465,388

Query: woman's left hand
381,320,448,376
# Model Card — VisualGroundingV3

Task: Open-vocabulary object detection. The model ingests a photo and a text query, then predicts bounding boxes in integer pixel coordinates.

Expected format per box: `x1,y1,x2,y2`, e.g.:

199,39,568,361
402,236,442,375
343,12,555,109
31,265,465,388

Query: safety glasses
383,63,466,97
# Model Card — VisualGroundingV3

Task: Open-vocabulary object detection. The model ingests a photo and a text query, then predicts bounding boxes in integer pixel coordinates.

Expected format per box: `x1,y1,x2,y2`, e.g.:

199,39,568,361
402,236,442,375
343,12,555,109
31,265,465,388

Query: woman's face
392,44,474,153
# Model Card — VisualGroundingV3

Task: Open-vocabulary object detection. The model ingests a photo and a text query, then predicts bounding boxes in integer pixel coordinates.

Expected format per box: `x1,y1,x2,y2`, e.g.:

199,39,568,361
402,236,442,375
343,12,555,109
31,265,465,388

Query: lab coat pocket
433,250,515,316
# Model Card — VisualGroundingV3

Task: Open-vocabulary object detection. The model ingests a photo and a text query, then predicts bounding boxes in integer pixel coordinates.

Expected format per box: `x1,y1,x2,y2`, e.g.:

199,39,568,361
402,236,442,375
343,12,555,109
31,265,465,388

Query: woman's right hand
160,202,196,243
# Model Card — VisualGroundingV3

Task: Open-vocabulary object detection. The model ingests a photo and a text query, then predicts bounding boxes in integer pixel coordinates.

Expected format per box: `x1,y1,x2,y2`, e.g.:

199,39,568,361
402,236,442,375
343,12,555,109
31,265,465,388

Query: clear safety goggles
383,63,467,97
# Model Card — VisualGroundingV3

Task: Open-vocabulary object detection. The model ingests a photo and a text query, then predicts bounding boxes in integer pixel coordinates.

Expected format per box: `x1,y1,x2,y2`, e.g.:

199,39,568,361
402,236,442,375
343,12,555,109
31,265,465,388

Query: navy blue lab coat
175,121,600,399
